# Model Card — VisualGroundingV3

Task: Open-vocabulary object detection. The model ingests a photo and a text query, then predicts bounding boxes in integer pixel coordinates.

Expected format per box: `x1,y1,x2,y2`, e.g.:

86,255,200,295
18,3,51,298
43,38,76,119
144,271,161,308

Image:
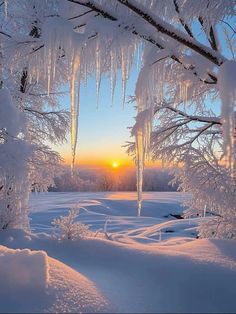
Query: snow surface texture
0,192,236,313
0,245,108,313
0,246,48,289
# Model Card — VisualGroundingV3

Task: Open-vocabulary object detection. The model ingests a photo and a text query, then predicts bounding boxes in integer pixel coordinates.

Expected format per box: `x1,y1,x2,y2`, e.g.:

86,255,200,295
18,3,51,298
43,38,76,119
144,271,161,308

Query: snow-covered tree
0,1,70,229
0,0,235,238
0,87,32,229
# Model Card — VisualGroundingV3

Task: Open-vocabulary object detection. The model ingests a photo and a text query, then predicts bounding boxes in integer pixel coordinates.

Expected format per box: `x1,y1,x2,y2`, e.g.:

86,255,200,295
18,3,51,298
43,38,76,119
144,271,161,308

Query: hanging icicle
4,0,8,17
121,47,127,107
135,128,144,216
70,50,81,175
132,106,153,216
133,54,162,215
218,60,236,175
39,17,82,174
110,50,117,105
96,40,101,107
28,15,139,179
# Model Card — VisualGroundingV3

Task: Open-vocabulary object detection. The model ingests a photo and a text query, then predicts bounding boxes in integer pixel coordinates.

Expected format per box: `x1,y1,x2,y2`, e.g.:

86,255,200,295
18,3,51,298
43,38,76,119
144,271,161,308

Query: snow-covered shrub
52,208,91,241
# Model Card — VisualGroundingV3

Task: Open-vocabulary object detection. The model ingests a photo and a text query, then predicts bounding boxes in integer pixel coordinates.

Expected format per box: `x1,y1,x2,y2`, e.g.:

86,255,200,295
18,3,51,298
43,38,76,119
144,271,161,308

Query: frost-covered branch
117,0,226,65
67,0,218,84
173,0,194,39
155,103,222,126
198,17,218,52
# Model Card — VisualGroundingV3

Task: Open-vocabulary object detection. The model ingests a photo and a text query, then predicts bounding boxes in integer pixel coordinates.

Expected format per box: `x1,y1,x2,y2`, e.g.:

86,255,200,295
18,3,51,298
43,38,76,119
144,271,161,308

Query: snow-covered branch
117,0,226,65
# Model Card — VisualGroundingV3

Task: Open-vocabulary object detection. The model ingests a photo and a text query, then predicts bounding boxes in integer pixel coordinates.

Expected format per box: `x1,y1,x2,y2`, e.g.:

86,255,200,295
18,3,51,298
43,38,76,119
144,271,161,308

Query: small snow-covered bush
52,208,91,241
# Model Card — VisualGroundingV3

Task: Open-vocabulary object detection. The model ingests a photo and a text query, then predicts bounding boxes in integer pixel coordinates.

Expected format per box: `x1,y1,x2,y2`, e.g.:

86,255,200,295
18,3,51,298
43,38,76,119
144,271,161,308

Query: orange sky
60,147,161,170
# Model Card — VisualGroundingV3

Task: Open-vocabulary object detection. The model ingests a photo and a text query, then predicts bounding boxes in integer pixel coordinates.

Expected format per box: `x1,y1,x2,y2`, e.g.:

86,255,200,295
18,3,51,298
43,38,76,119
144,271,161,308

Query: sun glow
112,161,120,168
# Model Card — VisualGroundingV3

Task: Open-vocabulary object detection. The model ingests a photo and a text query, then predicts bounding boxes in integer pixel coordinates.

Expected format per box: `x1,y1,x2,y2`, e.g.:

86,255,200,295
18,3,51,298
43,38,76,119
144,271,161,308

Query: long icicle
135,129,144,216
70,52,81,175
134,106,153,216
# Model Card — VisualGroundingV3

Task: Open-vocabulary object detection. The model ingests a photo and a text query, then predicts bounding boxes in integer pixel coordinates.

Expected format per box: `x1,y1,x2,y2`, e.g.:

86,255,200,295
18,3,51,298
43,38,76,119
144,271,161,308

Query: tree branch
68,9,94,20
173,0,194,39
198,17,218,51
67,0,217,84
155,103,221,125
117,0,225,65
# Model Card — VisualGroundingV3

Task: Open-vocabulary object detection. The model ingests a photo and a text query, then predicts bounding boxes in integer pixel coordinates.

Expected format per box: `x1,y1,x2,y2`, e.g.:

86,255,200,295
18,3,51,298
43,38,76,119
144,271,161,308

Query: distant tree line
49,167,178,192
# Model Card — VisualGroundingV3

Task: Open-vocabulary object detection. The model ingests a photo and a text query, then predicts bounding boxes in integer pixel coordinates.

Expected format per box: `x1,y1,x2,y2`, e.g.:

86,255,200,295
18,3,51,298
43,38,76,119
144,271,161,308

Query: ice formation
218,60,236,174
28,16,138,174
4,0,7,16
70,49,81,174
180,80,192,104
132,107,153,215
133,51,165,214
39,17,82,174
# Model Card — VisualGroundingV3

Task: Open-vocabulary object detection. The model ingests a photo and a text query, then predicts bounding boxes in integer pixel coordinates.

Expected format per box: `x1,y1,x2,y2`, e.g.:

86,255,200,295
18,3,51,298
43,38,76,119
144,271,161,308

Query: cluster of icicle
28,16,138,174
218,60,236,176
28,14,157,214
28,17,81,175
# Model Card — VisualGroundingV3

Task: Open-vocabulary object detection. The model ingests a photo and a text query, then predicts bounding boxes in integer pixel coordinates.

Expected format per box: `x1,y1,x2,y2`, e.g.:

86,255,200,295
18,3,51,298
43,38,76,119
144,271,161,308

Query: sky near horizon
53,67,139,168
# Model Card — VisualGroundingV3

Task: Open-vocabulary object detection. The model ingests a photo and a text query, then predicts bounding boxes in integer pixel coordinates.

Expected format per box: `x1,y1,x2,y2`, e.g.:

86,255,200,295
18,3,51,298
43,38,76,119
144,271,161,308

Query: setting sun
112,161,120,168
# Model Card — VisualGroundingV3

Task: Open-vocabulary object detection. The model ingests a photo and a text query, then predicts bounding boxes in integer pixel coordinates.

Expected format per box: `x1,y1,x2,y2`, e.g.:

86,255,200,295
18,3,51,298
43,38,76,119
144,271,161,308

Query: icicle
4,0,7,17
96,41,101,107
133,106,153,216
38,16,82,174
47,45,52,95
110,50,116,105
180,80,191,104
135,129,144,216
121,48,127,107
218,60,236,175
84,61,88,92
70,51,81,176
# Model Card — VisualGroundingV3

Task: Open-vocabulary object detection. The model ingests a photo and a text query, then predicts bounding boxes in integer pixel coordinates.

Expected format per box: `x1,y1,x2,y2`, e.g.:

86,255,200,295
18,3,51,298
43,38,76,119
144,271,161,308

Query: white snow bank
0,230,236,313
3,193,235,313
47,256,109,313
0,244,109,313
0,245,49,289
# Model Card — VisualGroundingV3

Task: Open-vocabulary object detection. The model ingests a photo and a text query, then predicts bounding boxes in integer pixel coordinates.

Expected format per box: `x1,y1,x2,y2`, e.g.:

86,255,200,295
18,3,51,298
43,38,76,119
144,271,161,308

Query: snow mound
0,245,109,313
0,245,48,289
47,257,109,313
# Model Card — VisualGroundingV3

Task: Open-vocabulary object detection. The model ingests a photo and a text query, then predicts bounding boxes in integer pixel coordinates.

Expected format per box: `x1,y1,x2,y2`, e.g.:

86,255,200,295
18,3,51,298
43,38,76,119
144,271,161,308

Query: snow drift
0,245,49,289
0,245,109,313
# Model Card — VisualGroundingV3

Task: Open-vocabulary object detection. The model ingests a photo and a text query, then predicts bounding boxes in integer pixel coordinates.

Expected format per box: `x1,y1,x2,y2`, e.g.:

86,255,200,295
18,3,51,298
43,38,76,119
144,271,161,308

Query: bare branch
68,9,94,20
0,30,12,38
220,20,236,35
